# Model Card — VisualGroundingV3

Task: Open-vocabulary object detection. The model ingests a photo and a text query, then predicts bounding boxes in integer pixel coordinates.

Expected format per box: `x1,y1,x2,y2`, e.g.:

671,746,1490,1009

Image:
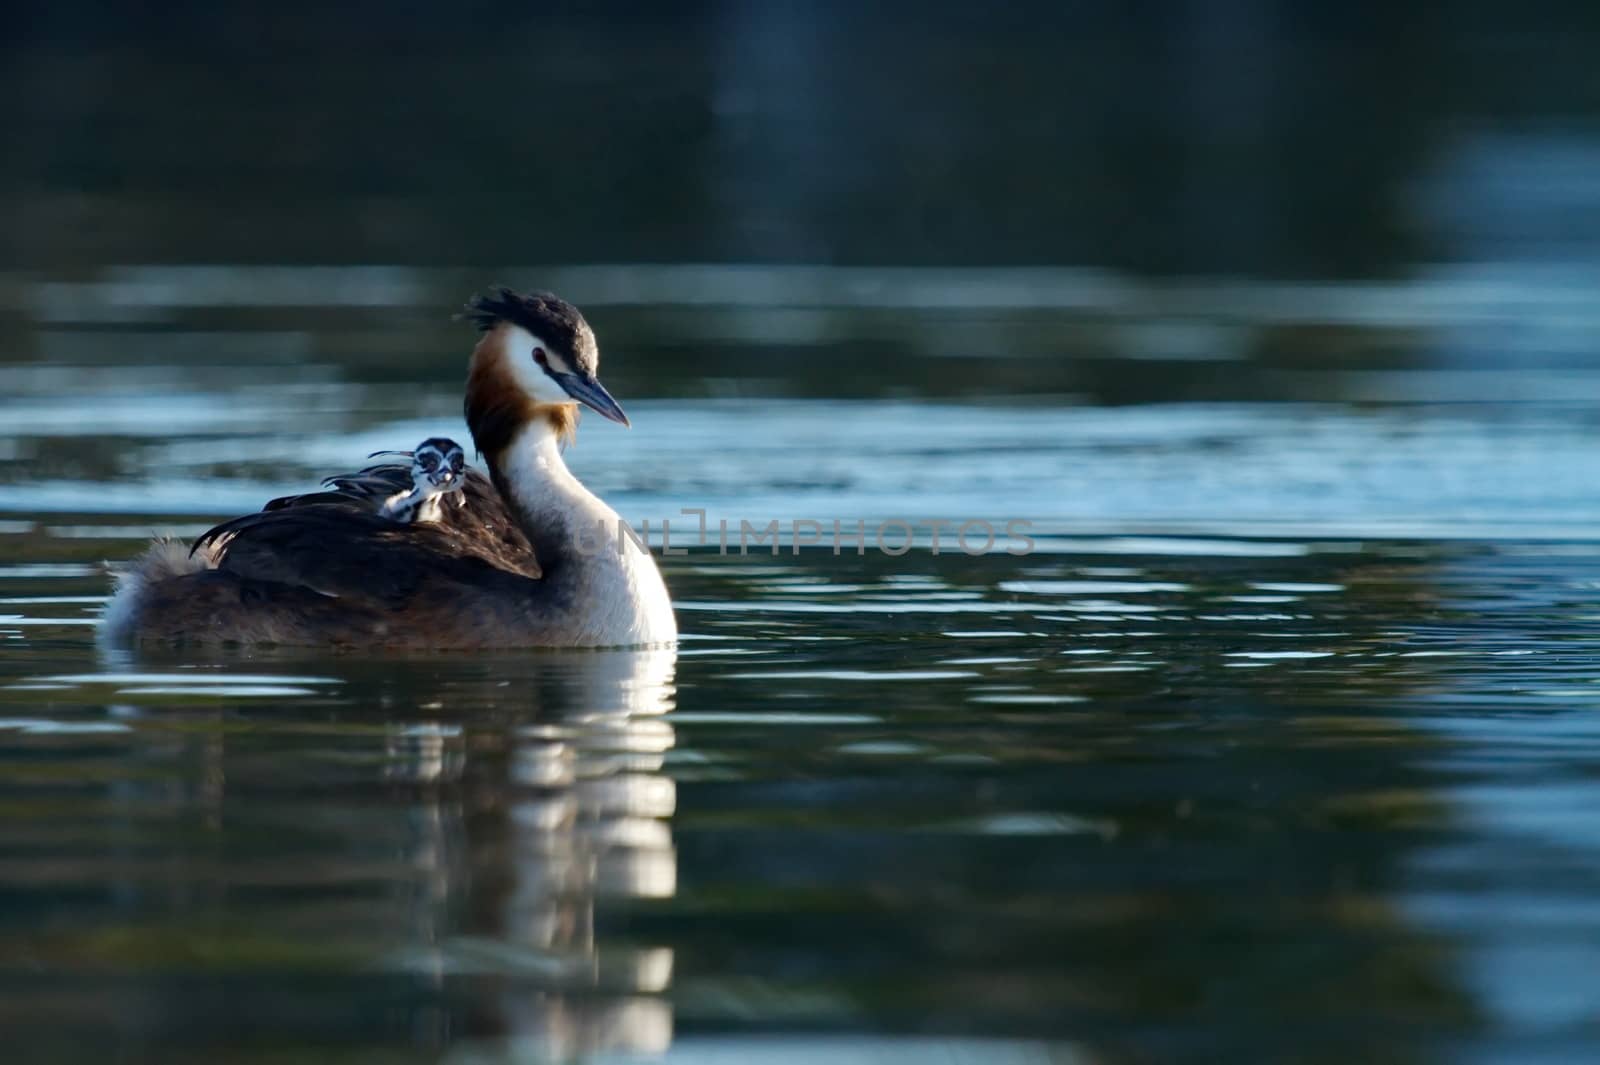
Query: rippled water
6,311,1600,1063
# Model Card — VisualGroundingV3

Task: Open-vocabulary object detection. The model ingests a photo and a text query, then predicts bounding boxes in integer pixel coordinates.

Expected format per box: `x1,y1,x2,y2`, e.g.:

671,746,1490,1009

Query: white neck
497,417,677,647
498,417,589,528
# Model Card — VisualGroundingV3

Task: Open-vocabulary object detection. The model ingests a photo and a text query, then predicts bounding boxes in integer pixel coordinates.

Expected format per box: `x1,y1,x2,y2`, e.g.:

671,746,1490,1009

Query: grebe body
102,290,677,650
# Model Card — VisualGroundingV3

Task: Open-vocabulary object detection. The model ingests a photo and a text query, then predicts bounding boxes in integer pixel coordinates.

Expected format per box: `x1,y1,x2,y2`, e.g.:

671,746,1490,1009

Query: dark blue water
5,277,1600,1062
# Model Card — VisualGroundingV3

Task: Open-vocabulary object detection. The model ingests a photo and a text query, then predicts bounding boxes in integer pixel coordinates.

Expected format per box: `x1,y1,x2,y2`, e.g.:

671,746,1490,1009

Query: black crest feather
462,288,598,370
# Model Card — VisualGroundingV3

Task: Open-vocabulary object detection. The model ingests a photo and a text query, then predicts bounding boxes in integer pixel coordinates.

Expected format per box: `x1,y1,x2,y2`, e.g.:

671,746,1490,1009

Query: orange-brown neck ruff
463,330,579,468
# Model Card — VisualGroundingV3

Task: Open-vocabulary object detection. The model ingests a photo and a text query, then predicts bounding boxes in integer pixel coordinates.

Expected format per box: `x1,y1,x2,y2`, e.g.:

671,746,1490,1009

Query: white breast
501,423,678,647
583,511,679,646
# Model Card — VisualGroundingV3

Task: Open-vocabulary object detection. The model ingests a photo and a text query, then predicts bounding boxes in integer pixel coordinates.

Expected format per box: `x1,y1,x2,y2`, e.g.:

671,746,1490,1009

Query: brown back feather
192,458,541,586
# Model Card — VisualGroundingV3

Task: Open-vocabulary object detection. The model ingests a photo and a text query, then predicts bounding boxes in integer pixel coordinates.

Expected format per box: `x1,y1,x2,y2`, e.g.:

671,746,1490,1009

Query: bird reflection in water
81,642,678,1057
380,648,679,1060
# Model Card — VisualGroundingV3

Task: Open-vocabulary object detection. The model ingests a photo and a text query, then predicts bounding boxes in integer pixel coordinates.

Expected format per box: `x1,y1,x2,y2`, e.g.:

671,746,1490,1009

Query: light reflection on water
7,397,1600,544
3,299,1600,1061
4,517,1600,1060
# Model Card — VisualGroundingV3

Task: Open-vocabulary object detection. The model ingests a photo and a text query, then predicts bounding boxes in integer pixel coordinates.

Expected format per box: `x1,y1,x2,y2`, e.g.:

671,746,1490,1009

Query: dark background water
5,2,1600,275
5,4,1600,1064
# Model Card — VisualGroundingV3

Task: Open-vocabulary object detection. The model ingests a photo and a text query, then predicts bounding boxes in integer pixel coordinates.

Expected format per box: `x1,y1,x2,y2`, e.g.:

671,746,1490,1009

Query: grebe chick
102,289,677,649
378,437,467,524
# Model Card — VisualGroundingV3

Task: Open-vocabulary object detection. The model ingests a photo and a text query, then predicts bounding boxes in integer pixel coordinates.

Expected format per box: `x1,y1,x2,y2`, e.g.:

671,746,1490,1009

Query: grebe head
412,437,465,490
463,290,629,458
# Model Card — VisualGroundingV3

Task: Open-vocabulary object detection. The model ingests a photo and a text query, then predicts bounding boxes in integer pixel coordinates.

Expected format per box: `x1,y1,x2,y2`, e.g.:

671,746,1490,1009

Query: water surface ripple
2,376,1600,1063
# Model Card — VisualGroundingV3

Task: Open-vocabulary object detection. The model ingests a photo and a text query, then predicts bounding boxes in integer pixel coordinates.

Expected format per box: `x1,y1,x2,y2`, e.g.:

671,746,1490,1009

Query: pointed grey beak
553,370,630,427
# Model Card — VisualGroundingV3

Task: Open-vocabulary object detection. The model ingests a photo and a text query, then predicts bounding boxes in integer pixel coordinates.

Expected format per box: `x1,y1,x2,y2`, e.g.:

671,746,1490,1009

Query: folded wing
191,455,543,611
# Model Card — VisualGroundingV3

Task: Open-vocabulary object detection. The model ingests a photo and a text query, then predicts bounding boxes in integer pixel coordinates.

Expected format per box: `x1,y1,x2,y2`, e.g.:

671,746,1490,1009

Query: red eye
533,348,548,367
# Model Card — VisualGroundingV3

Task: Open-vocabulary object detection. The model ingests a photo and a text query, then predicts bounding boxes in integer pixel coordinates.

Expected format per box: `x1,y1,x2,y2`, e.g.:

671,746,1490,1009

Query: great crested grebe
102,289,677,649
376,437,468,523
